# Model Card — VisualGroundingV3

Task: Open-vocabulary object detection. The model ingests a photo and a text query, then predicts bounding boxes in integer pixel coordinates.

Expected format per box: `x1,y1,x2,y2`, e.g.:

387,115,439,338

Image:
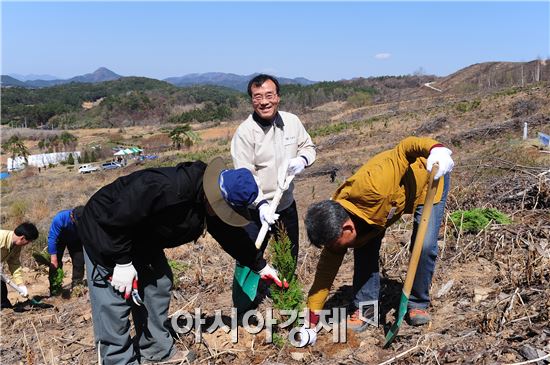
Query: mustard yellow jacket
307,136,447,311
0,230,24,285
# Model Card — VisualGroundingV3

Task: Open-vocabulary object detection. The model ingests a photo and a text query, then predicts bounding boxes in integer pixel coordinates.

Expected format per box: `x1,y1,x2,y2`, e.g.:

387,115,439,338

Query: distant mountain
67,67,121,84
2,69,314,90
4,61,547,93
1,67,123,88
1,75,27,87
164,72,317,92
8,73,59,81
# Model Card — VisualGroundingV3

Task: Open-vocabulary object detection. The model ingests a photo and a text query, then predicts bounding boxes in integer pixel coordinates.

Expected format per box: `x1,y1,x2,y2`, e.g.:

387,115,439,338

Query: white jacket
231,111,316,211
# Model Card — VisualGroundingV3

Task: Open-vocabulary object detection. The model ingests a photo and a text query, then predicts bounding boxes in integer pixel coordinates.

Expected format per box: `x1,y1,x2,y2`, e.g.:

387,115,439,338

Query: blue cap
204,157,258,227
219,168,258,209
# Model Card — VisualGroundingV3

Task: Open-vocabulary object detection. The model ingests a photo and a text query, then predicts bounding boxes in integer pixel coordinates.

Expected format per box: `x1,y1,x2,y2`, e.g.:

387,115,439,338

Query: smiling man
231,74,316,293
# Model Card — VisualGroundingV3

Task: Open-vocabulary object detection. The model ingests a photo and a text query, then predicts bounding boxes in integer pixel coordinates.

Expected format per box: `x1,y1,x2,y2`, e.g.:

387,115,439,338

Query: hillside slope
0,66,548,364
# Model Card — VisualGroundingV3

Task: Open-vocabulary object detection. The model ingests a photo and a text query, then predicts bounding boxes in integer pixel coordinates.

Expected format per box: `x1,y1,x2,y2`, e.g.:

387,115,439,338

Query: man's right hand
259,204,279,226
427,146,454,180
111,262,138,297
18,285,28,298
297,310,319,347
50,255,58,269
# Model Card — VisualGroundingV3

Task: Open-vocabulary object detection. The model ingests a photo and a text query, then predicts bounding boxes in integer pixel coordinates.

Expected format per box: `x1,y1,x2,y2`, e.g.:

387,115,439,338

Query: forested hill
0,77,378,129
2,60,548,129
0,77,242,128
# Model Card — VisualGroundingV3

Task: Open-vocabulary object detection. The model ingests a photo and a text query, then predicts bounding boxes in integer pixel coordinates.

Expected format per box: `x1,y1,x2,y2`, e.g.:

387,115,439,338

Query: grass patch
9,199,28,222
146,146,230,168
272,332,286,348
455,99,481,113
450,208,511,233
168,259,190,288
309,117,381,138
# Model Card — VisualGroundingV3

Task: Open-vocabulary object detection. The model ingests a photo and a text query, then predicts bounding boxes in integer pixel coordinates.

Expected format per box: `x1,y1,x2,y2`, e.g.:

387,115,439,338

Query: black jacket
79,161,256,268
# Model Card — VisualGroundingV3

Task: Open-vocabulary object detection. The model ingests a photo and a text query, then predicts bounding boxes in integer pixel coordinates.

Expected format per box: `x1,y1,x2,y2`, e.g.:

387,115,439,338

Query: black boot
1,280,13,309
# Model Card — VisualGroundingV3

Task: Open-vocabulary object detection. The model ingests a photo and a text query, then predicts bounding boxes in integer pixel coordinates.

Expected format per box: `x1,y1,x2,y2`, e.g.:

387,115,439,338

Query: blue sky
2,1,549,81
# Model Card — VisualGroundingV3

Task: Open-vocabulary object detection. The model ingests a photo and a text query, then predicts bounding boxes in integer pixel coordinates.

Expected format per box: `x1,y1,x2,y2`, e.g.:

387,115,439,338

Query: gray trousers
84,249,175,365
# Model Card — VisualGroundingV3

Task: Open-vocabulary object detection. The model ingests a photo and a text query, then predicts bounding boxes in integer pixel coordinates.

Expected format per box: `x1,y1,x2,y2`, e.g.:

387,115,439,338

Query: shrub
67,153,75,165
450,208,511,233
32,250,51,267
456,100,481,113
510,99,538,118
347,92,371,108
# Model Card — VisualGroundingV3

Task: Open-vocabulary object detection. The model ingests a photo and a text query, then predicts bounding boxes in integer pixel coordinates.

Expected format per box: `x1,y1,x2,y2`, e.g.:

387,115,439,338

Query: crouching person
1,222,39,309
301,137,454,343
47,206,85,292
78,158,262,365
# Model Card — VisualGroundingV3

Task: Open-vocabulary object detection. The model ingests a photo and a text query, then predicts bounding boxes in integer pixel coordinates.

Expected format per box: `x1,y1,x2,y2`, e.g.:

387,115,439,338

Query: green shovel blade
383,291,409,348
232,263,259,313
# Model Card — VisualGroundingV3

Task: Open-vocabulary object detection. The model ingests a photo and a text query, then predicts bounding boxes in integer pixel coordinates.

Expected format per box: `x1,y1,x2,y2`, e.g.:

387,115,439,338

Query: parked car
78,164,100,174
101,162,122,170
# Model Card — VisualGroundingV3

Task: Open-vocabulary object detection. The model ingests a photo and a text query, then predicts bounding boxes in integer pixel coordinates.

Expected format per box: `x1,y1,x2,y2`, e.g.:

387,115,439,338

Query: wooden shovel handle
402,164,440,296
254,174,295,249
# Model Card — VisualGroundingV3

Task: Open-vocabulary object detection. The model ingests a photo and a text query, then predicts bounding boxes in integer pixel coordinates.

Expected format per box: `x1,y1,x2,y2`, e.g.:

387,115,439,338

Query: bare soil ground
1,83,549,364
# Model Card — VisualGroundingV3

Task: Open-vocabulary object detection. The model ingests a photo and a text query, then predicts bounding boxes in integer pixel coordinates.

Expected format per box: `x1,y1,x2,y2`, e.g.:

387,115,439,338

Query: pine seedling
49,267,65,296
33,251,65,295
268,224,304,313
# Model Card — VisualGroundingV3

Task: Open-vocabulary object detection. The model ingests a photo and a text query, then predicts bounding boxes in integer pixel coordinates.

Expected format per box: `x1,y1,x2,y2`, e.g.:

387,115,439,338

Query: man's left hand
258,263,289,288
427,147,454,180
297,326,317,347
287,157,306,176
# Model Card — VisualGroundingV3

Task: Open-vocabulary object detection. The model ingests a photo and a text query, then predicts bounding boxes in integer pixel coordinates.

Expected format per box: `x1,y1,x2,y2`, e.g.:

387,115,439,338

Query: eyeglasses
252,92,277,103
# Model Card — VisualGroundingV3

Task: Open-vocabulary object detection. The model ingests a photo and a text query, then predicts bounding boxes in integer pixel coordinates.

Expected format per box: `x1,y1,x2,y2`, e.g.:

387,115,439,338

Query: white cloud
375,53,391,60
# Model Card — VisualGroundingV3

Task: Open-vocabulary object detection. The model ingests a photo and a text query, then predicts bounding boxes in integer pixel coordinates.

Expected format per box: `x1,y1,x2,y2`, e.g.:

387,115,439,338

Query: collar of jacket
252,112,284,129
174,160,208,205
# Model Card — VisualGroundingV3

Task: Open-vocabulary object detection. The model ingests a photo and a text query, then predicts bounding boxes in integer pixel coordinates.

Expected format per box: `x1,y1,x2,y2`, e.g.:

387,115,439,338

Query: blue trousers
353,174,450,310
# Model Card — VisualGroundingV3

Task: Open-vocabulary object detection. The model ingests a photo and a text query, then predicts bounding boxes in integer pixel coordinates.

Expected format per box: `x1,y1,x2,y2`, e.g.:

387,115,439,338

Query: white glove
297,326,317,347
19,285,28,298
111,262,138,297
258,204,279,226
258,263,288,288
427,147,454,180
287,157,306,176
